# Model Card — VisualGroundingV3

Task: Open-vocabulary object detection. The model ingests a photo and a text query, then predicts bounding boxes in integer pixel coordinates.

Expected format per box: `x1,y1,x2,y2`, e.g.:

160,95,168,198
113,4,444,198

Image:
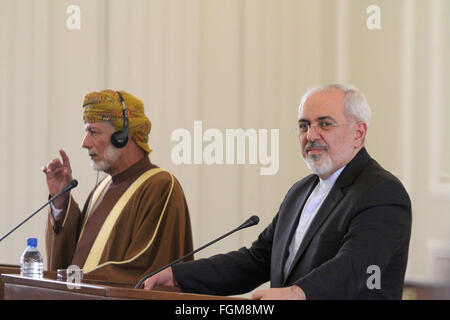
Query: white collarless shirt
283,166,345,278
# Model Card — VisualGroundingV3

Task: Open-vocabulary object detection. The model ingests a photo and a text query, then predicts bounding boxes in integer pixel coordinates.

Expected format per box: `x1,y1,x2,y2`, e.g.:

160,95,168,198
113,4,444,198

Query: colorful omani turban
82,89,152,154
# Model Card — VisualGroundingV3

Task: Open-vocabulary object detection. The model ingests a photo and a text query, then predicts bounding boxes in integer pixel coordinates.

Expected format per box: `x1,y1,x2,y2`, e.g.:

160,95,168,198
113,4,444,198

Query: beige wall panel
0,0,16,254
192,0,244,257
0,0,51,265
239,0,323,246
346,0,405,178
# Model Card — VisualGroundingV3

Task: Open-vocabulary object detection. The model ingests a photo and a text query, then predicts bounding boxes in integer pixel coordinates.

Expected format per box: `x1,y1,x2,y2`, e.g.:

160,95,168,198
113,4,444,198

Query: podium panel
0,271,244,300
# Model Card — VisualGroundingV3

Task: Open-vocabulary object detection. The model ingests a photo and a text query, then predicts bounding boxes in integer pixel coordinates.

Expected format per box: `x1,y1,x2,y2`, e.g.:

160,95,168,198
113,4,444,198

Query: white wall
0,0,449,287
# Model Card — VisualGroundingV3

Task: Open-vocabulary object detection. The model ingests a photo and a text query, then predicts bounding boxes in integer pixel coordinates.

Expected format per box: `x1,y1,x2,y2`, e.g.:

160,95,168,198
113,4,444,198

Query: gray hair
298,84,372,127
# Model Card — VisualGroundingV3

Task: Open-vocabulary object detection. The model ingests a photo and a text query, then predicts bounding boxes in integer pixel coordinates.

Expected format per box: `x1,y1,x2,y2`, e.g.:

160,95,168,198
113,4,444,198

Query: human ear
354,122,367,146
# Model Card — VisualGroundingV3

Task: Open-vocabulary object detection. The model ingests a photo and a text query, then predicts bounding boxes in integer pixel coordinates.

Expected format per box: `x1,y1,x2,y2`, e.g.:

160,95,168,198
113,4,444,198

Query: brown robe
45,156,193,284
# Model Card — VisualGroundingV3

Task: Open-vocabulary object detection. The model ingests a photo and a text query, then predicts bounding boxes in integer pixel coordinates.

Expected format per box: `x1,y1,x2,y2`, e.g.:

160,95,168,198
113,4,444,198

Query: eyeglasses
298,120,355,134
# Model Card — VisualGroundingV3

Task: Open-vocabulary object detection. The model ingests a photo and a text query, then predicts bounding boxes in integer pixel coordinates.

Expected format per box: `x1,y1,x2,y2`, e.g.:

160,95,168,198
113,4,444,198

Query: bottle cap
27,238,37,248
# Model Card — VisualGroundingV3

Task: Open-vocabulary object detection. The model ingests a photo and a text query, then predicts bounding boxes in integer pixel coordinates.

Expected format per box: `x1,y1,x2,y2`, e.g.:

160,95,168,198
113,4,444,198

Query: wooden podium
6,265,448,300
0,265,243,300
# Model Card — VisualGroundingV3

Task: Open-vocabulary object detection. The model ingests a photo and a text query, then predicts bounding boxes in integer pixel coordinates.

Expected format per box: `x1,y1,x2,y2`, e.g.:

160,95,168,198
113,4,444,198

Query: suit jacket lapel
273,176,317,287
282,148,372,284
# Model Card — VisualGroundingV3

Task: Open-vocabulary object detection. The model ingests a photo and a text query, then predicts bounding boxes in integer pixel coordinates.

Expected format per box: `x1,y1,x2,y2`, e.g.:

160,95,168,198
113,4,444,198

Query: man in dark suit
143,84,412,299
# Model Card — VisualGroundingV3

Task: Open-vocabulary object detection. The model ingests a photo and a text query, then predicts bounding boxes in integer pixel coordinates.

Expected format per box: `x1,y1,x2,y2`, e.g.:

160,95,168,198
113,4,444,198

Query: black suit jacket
173,148,412,299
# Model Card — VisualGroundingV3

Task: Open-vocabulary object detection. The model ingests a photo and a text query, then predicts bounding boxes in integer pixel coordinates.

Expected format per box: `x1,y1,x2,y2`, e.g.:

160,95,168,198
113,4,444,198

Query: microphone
135,215,260,289
53,179,78,198
0,179,78,243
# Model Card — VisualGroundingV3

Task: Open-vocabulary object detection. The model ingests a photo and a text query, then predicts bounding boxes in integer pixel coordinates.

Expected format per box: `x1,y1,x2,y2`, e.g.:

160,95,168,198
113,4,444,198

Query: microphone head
63,179,78,193
70,179,78,188
238,215,260,230
248,215,259,226
49,179,79,202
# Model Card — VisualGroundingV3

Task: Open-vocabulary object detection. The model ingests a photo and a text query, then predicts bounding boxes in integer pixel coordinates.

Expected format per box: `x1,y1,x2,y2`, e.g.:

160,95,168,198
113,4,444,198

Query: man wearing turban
42,90,193,284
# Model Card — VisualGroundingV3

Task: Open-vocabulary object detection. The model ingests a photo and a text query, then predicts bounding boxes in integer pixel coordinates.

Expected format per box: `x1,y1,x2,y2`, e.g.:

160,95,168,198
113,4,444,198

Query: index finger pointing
59,149,71,168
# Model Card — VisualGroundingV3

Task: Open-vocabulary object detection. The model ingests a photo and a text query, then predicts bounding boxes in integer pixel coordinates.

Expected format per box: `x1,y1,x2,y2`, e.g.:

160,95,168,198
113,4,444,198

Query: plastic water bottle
20,238,43,279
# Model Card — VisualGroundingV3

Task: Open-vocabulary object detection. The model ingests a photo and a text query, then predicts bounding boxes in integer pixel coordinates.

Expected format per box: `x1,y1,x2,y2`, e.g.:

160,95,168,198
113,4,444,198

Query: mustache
304,141,328,153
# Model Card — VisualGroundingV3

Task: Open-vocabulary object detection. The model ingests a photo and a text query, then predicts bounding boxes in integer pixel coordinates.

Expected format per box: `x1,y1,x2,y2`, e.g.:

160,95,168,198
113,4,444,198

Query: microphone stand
135,215,259,289
0,180,78,243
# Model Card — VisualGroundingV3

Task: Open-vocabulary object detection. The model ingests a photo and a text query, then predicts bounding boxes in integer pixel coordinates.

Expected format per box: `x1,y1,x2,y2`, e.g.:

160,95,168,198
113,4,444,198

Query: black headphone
110,91,129,148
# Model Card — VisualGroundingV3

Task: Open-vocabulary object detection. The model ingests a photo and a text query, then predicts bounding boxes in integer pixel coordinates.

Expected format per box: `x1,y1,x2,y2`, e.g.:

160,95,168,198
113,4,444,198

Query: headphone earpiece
111,91,129,148
111,130,128,148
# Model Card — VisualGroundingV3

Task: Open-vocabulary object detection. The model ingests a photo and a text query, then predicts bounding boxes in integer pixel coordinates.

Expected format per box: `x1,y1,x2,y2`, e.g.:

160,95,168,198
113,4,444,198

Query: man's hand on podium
251,285,306,300
143,267,176,290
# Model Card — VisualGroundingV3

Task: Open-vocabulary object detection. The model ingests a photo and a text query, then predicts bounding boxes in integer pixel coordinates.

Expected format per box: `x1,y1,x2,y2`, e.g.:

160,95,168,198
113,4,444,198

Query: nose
306,124,321,141
81,134,92,149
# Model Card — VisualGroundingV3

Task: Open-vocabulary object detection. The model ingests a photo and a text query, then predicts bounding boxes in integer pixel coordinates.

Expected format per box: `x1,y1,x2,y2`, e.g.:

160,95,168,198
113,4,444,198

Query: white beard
303,152,334,177
91,144,121,172
302,140,354,177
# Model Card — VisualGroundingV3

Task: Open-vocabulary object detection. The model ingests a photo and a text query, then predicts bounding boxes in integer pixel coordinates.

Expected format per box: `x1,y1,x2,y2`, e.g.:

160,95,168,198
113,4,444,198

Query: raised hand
42,149,73,209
